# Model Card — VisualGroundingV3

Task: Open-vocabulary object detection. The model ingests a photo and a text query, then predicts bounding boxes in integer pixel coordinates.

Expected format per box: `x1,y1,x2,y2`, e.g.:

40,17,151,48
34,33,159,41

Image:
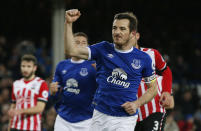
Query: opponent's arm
162,95,174,109
159,66,174,109
20,101,46,115
9,101,46,116
64,9,89,59
8,103,16,131
154,49,174,109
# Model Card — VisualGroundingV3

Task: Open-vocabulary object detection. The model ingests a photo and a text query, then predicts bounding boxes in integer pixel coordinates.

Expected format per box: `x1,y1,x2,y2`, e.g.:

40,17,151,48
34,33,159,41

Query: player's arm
8,103,16,131
8,101,46,116
133,78,158,110
122,79,157,115
159,66,172,94
19,101,46,115
138,79,158,106
154,49,174,108
50,82,59,95
49,62,62,97
163,95,174,109
64,9,89,59
8,85,16,118
154,49,172,94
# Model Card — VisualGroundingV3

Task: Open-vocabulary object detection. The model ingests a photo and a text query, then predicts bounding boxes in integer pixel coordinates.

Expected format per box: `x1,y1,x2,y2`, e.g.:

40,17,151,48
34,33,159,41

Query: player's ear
34,65,37,72
131,31,136,36
136,32,140,40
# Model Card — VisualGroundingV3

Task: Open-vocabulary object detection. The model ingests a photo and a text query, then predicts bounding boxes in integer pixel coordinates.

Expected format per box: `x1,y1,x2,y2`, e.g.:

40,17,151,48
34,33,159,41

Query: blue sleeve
142,55,155,77
52,63,61,82
49,62,62,100
88,41,105,60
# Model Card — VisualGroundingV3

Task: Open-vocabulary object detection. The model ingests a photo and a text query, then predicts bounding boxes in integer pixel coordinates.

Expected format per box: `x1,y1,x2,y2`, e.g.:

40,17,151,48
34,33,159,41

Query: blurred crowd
0,0,201,131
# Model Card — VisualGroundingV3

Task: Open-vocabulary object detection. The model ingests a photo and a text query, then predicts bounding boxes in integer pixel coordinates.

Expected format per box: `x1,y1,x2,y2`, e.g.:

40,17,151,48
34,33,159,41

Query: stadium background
0,0,200,130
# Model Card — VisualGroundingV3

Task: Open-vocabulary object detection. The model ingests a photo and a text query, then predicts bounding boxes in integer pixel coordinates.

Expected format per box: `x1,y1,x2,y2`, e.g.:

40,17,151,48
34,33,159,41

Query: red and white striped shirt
11,77,49,131
137,48,172,121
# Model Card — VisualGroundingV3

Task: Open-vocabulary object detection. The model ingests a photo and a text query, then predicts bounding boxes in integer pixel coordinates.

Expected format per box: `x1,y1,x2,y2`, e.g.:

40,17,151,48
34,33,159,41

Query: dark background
0,0,201,130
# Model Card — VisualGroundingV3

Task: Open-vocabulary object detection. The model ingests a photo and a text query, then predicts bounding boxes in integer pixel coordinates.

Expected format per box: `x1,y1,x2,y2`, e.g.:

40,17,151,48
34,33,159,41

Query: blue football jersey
88,41,155,116
51,59,97,123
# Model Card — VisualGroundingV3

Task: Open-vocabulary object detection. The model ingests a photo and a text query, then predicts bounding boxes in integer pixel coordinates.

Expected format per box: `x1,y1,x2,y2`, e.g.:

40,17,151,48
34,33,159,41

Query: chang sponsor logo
66,88,80,94
107,68,130,88
64,78,80,94
66,78,78,88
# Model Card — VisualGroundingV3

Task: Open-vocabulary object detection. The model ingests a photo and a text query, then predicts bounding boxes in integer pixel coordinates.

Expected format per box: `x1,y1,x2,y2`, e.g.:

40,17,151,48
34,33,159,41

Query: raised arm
64,9,89,59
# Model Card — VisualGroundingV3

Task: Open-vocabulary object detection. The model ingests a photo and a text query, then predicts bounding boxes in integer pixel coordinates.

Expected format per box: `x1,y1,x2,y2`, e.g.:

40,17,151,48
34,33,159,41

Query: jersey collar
70,59,85,63
23,77,36,84
114,45,134,53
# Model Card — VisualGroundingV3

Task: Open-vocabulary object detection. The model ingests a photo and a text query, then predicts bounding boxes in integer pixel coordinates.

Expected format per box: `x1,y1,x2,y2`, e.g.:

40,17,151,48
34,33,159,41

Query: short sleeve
88,41,106,60
142,55,156,83
11,84,16,103
154,49,166,71
37,81,49,102
52,63,61,83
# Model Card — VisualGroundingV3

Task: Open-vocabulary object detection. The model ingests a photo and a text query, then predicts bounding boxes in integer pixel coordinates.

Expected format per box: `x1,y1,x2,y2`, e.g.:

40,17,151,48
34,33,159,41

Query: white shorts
89,109,138,131
54,115,92,131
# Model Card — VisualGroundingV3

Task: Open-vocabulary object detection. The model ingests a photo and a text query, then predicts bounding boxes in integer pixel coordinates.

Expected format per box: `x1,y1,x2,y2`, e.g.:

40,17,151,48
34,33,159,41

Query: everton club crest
80,68,88,76
131,59,141,69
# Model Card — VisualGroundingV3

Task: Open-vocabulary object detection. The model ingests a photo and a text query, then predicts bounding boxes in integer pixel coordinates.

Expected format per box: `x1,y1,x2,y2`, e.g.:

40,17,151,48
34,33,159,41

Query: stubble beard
114,38,130,49
23,71,35,80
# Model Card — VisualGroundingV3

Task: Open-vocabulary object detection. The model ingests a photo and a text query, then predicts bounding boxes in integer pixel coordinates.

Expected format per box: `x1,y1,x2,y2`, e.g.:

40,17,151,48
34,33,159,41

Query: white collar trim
70,59,85,63
114,45,134,53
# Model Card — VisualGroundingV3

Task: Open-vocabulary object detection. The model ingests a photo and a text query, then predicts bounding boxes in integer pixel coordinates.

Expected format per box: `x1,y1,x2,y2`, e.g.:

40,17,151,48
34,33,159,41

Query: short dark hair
21,54,37,65
73,32,88,42
114,12,138,32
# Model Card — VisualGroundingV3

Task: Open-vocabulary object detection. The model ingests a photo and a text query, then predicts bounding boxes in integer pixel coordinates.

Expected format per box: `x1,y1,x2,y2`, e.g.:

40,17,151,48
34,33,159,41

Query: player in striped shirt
64,9,158,131
8,54,49,131
134,33,174,131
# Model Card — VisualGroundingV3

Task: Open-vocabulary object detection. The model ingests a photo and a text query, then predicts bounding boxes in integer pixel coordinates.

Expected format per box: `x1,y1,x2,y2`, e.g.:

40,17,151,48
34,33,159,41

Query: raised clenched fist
65,9,81,23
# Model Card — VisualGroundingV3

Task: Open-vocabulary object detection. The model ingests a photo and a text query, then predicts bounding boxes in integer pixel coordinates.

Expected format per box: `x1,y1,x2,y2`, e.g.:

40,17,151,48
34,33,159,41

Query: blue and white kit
51,59,97,123
88,41,155,116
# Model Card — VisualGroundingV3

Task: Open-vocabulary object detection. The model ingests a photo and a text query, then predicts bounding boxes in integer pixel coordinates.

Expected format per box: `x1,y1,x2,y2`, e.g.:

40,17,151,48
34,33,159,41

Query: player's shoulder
34,77,45,83
58,59,70,65
56,59,71,67
134,48,153,62
135,48,150,57
34,77,48,91
85,60,96,64
97,41,111,45
141,47,159,54
13,78,24,85
92,41,113,48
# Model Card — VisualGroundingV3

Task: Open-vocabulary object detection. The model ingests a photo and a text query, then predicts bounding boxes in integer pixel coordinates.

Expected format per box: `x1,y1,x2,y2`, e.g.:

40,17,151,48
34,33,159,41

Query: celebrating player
64,9,158,131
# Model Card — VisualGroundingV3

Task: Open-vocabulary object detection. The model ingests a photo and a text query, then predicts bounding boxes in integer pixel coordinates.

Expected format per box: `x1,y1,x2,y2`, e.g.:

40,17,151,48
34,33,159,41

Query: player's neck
24,74,35,81
72,57,83,61
136,43,139,49
114,45,133,53
114,41,133,51
71,57,85,63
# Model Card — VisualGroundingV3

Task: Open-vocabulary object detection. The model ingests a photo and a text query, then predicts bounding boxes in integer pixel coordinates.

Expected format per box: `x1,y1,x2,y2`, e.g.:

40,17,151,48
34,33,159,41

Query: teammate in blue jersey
64,9,158,131
49,32,97,131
